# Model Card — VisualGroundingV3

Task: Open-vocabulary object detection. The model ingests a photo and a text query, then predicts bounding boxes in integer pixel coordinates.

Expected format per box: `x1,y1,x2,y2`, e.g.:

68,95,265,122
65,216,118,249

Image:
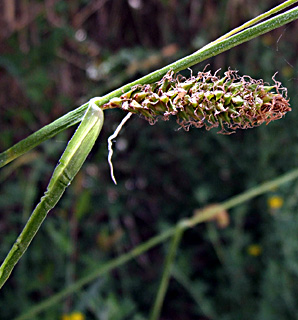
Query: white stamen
108,112,133,184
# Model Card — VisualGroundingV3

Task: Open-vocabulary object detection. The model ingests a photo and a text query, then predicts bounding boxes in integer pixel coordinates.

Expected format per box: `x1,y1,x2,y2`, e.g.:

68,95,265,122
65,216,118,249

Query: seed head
103,69,291,134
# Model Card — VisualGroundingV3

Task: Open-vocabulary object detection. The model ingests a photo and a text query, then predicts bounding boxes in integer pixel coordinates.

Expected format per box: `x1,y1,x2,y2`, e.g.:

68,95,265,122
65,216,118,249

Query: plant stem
0,105,104,289
187,167,298,228
14,167,298,320
0,103,88,168
149,223,186,320
98,6,298,103
171,266,215,318
14,228,176,320
1,5,298,168
205,0,298,48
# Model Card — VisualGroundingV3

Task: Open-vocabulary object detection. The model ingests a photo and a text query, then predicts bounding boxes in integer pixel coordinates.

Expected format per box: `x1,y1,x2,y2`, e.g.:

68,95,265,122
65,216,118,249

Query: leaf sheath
0,103,104,289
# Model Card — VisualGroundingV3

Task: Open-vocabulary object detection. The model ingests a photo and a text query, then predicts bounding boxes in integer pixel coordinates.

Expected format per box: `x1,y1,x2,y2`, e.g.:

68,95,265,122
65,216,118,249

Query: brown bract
103,69,291,134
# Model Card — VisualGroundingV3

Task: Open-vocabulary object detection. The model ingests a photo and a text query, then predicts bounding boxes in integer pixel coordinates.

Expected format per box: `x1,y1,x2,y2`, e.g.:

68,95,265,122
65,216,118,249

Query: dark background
0,1,298,319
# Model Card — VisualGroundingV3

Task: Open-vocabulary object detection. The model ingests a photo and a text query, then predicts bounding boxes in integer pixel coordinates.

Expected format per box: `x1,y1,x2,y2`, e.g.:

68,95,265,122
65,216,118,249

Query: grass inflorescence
103,69,291,134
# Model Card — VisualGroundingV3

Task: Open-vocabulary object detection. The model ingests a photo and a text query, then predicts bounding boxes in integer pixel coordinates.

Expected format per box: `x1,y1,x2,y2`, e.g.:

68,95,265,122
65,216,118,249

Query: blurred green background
0,1,298,319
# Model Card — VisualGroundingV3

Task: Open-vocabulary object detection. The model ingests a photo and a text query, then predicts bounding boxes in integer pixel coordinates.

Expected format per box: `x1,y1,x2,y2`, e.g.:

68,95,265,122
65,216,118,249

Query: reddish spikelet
103,69,291,134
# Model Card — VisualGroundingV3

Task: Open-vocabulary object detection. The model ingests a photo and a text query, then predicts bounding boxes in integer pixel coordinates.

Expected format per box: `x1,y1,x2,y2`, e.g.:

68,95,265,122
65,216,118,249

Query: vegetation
0,1,298,319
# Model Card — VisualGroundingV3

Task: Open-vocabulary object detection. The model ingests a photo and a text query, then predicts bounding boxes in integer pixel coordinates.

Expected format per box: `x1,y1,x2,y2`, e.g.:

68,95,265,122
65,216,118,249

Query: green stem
1,5,298,168
0,105,104,289
205,0,298,48
14,228,176,320
171,266,215,318
98,6,298,102
149,223,186,320
187,167,298,227
0,103,88,168
14,167,298,320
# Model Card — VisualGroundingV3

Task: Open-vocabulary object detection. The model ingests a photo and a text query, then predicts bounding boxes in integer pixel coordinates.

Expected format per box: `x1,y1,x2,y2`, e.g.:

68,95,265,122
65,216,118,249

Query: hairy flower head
103,69,290,134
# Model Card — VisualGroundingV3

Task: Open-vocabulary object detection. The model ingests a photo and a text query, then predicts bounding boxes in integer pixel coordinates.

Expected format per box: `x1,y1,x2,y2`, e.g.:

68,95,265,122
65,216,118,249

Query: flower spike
103,69,291,134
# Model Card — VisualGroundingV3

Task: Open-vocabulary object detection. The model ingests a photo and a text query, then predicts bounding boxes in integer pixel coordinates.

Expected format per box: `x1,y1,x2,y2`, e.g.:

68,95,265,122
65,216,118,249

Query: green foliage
1,1,298,319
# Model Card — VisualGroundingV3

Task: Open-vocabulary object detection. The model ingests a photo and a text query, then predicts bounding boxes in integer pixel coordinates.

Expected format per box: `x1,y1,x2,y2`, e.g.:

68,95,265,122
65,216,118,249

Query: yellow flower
247,244,262,257
61,315,71,320
268,196,284,209
70,312,85,320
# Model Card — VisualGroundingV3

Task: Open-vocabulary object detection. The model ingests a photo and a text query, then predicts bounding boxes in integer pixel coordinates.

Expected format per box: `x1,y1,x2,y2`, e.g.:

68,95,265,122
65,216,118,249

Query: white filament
108,112,133,184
